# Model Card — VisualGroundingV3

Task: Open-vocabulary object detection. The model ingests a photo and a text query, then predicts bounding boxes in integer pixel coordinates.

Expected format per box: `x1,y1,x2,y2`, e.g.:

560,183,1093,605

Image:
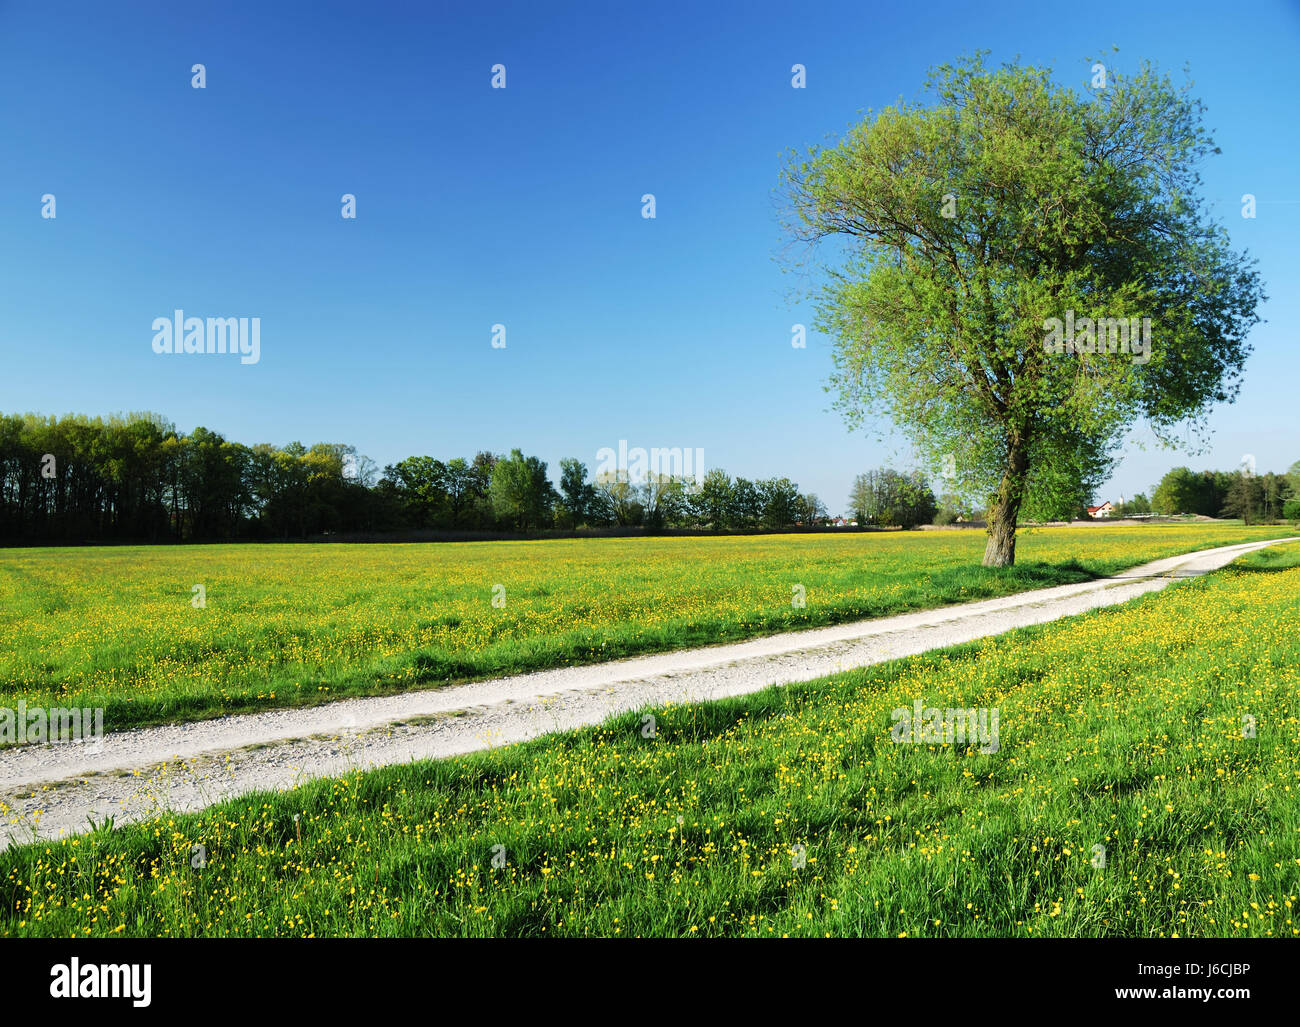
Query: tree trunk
982,436,1029,568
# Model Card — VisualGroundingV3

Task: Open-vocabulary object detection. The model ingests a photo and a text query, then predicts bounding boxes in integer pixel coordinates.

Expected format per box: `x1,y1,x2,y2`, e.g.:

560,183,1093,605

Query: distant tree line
0,413,383,542
7,412,1294,543
848,469,939,529
1149,464,1300,524
0,412,830,542
850,459,1300,528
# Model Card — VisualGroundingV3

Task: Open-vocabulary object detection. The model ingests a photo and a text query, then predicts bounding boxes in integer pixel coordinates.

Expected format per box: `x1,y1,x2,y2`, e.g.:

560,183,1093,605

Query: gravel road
1,537,1293,846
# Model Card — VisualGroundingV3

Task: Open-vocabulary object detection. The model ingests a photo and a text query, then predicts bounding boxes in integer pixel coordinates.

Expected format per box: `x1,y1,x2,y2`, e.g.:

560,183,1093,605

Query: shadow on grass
1226,547,1300,573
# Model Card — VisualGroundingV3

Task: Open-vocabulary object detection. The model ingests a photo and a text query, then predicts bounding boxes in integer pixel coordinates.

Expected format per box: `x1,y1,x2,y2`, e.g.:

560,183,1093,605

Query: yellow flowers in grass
2,541,1298,938
0,525,1290,732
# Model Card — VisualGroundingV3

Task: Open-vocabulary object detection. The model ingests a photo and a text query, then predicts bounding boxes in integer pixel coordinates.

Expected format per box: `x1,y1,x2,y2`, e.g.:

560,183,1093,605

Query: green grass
4,541,1297,937
0,523,1293,732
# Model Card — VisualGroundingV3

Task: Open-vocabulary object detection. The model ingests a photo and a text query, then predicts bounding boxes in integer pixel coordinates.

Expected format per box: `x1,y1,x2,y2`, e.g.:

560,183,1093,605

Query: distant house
1086,501,1115,519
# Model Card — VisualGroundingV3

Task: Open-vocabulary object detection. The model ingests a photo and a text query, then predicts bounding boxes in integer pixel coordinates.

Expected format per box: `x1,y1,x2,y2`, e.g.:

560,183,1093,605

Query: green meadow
0,523,1292,733
3,541,1297,938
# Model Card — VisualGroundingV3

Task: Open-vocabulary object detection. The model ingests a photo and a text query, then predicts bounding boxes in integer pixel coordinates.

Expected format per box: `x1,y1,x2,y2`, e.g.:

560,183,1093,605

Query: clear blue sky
2,0,1297,515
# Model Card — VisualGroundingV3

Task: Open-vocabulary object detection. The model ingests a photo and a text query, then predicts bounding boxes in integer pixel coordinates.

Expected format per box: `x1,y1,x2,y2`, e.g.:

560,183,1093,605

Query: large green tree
1221,471,1262,524
850,468,938,528
489,449,556,530
687,468,733,528
557,458,597,528
1286,460,1300,499
782,54,1264,565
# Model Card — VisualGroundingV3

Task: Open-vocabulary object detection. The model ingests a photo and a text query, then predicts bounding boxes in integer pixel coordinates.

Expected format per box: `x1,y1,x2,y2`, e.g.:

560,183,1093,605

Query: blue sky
2,0,1297,514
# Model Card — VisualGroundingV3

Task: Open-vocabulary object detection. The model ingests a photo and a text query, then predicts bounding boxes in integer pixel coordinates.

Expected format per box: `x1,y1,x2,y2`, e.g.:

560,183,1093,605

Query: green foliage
558,458,598,528
1151,465,1292,521
489,450,556,531
799,493,829,525
725,478,761,529
1258,472,1288,522
782,53,1264,564
687,469,733,527
1112,493,1152,518
380,453,495,531
1021,437,1114,521
1220,472,1263,524
1286,461,1300,502
850,469,938,528
759,477,802,528
1153,467,1209,516
0,411,386,541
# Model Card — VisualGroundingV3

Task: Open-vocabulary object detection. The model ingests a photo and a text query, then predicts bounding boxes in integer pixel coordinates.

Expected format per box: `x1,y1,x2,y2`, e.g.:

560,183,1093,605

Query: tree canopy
782,53,1264,564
